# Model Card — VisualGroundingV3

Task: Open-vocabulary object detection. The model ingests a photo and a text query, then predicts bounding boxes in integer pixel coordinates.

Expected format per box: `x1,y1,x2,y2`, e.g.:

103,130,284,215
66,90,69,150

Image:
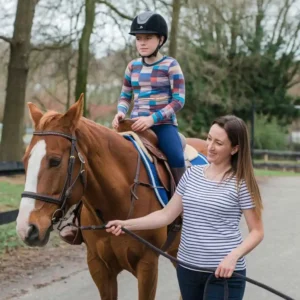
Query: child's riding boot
171,167,186,186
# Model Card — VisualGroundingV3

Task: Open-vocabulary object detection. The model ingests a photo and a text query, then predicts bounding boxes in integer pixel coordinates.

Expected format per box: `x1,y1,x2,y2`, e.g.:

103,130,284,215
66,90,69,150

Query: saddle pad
123,134,209,208
184,144,199,161
124,135,169,206
119,131,153,162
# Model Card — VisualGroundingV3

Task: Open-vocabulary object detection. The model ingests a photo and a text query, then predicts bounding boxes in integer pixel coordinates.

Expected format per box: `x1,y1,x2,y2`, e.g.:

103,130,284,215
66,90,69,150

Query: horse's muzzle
24,224,52,247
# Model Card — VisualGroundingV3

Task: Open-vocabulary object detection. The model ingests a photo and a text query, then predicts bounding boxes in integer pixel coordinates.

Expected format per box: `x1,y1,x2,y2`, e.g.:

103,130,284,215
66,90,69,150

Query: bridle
21,131,87,224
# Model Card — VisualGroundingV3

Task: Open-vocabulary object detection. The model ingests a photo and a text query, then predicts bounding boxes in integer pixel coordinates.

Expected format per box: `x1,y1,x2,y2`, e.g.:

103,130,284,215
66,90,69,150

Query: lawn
254,168,300,177
0,181,23,211
254,159,300,165
0,180,63,254
0,181,24,253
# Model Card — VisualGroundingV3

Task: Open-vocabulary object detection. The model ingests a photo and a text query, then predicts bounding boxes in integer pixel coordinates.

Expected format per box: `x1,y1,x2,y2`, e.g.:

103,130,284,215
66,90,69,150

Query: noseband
21,131,86,224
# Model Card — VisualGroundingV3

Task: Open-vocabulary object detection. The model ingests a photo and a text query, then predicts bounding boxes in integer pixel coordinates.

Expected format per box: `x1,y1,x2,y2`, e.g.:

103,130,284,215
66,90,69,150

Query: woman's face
206,124,238,165
135,34,161,57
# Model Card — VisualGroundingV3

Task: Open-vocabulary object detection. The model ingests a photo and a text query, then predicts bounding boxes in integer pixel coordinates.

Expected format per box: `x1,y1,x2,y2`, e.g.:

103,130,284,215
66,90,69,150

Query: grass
0,181,62,254
254,168,300,177
0,182,25,253
254,159,300,165
0,182,23,211
0,222,25,253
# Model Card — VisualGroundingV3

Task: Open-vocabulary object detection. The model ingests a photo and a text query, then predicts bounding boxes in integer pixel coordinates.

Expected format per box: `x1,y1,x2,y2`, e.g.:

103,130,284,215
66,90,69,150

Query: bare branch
40,84,66,106
96,1,133,20
0,35,12,44
157,0,172,9
30,41,73,52
276,0,294,46
32,96,48,111
209,3,229,24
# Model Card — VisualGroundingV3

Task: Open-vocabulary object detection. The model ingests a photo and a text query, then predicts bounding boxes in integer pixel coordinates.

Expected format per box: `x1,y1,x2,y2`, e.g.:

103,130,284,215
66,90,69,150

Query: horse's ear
28,102,43,129
63,93,84,130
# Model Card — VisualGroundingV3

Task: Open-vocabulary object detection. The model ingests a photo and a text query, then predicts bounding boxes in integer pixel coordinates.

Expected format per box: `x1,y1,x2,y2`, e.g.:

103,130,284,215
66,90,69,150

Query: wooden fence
253,149,300,172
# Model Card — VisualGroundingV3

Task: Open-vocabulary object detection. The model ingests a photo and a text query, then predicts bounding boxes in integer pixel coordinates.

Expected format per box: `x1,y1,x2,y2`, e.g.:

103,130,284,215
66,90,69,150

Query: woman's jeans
177,265,246,300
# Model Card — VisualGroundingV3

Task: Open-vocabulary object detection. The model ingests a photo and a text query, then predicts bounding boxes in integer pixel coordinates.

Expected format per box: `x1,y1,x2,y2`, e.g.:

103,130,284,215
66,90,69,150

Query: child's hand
112,112,125,129
131,116,154,132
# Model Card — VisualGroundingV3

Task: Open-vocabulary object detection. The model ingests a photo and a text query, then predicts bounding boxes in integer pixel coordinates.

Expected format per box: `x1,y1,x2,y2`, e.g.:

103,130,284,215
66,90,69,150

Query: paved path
5,177,300,300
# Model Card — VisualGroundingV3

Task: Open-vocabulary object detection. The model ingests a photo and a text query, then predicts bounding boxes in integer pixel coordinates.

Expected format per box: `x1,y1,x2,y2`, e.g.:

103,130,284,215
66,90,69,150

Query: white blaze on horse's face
16,140,46,240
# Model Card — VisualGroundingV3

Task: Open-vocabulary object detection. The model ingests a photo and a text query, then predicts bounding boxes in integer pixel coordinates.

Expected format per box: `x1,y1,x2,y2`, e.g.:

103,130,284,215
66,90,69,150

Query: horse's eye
49,158,61,168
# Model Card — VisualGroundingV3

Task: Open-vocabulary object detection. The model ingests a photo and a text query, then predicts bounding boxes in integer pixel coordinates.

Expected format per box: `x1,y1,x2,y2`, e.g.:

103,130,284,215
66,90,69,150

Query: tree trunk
168,0,182,58
75,0,96,116
0,0,38,161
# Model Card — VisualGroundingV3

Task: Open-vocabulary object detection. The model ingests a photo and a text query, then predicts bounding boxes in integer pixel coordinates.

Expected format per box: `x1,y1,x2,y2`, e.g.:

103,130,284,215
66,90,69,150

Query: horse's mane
39,111,62,130
38,110,122,150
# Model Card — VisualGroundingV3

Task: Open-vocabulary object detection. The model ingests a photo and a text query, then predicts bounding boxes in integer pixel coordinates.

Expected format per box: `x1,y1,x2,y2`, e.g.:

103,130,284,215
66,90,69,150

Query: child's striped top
117,56,185,126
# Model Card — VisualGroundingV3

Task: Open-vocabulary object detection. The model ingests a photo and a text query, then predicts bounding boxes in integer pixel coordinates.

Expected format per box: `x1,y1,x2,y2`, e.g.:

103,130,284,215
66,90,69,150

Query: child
112,11,186,184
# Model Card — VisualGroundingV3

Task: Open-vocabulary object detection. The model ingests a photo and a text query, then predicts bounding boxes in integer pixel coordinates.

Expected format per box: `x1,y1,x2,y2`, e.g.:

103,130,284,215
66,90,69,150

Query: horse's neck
77,119,138,219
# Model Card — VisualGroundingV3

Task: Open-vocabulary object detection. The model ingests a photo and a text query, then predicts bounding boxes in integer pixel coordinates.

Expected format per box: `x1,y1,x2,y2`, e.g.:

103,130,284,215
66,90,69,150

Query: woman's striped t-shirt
176,165,255,271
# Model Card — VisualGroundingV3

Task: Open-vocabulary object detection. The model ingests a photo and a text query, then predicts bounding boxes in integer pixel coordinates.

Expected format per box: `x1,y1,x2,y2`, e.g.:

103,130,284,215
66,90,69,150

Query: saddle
117,119,195,194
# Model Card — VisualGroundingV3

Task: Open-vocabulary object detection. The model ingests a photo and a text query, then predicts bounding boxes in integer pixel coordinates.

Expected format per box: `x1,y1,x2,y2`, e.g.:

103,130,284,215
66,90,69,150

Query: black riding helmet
129,11,168,58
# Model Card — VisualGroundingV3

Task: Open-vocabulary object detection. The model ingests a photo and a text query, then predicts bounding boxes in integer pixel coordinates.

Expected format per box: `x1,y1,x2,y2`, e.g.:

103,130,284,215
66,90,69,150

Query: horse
16,95,208,300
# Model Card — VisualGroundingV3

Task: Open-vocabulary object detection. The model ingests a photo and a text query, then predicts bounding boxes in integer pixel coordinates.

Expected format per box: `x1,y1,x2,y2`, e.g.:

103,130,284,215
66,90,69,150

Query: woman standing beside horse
107,115,264,300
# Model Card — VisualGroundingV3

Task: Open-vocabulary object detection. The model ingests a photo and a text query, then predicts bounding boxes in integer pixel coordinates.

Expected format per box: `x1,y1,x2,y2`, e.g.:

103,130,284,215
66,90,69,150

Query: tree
0,0,39,161
176,0,300,136
168,0,182,57
75,0,96,116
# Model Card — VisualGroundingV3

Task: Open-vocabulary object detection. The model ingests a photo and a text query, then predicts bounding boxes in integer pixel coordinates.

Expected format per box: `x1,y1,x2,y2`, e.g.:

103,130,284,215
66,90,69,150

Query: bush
253,114,288,150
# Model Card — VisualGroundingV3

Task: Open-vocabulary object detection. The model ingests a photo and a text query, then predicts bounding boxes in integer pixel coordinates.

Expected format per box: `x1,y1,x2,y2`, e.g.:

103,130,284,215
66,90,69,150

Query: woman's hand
215,252,239,278
112,112,126,129
106,220,126,236
131,116,154,132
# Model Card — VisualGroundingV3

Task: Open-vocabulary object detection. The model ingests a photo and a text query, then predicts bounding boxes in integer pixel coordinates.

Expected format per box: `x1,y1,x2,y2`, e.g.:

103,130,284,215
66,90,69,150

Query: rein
74,223,295,300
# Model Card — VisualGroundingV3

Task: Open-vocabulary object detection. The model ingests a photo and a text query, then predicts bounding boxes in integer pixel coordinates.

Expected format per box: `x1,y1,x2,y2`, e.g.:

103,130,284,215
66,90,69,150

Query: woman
106,115,264,300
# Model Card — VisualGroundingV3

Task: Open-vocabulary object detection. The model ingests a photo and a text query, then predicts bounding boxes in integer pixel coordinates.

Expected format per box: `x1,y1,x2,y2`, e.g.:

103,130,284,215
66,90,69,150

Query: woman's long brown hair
212,115,263,218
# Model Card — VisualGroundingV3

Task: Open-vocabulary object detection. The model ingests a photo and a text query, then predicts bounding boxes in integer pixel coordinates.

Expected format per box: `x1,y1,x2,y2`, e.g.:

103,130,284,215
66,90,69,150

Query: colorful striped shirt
176,165,255,271
117,56,185,126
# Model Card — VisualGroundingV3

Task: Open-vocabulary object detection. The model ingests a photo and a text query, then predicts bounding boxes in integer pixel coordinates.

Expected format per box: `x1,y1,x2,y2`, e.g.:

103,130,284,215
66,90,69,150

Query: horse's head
16,95,86,247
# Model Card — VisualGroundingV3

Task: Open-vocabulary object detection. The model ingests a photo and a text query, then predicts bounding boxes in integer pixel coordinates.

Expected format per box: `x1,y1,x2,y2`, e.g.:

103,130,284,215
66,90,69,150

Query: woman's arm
232,208,264,258
216,208,264,278
106,192,183,236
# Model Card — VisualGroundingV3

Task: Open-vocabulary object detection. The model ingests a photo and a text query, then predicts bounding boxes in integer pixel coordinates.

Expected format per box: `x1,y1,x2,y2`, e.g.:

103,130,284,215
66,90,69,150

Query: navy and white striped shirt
176,165,255,271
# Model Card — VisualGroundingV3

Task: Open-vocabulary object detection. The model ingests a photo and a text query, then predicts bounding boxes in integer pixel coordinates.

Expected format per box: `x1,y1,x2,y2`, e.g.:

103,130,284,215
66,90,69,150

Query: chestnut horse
16,95,207,300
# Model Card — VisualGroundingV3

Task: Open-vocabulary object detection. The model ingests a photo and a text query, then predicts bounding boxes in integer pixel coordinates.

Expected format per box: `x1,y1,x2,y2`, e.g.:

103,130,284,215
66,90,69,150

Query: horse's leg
87,250,118,300
136,252,159,300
